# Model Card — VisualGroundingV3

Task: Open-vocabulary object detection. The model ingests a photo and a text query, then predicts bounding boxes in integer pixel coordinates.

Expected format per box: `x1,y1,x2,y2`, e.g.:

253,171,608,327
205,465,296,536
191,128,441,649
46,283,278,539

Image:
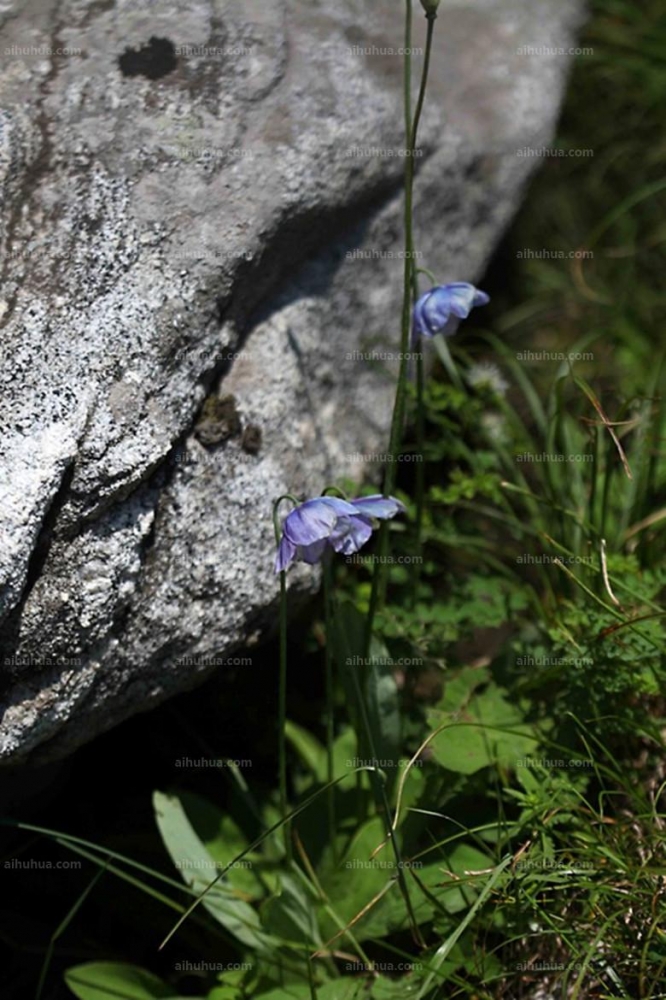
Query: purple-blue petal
283,496,357,546
275,535,297,573
422,288,455,330
412,283,490,343
329,514,374,555
349,495,406,519
298,538,330,564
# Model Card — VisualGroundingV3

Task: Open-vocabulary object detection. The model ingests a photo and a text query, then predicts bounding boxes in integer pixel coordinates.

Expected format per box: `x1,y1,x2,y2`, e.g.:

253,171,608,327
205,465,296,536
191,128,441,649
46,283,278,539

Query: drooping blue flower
275,494,405,573
411,283,490,346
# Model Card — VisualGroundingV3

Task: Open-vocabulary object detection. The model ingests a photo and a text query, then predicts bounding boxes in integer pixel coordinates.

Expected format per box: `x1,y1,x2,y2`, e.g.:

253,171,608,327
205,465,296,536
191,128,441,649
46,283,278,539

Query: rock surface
0,0,585,764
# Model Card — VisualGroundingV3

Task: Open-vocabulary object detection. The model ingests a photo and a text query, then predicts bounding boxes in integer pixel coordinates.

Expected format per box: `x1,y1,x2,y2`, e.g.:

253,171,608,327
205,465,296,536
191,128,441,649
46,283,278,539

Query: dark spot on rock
81,215,103,235
118,37,177,81
241,424,262,455
194,394,242,447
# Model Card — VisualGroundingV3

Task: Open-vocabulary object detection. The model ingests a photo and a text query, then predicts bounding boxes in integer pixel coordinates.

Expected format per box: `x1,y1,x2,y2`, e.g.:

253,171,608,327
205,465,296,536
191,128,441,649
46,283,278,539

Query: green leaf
369,977,424,999
317,816,399,941
284,720,328,784
64,962,183,1000
171,792,266,899
252,986,312,1000
153,791,272,954
427,682,537,775
315,980,375,999
261,871,322,947
206,988,243,1000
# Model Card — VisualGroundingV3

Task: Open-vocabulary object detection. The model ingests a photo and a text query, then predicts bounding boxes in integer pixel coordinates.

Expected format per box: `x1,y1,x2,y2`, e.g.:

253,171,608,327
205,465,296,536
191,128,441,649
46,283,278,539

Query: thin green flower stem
279,567,292,861
389,8,436,470
274,495,299,864
322,559,337,860
411,349,426,605
406,1,425,606
403,0,413,143
415,266,437,284
366,5,437,647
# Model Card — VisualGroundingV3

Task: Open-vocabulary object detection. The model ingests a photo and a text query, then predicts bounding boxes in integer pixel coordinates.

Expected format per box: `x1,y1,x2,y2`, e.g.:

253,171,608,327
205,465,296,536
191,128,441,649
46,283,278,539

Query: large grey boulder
0,0,585,764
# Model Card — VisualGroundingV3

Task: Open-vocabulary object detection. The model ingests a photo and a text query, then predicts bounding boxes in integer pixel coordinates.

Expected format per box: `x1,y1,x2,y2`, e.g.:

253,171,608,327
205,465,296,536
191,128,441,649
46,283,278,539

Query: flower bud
419,0,441,14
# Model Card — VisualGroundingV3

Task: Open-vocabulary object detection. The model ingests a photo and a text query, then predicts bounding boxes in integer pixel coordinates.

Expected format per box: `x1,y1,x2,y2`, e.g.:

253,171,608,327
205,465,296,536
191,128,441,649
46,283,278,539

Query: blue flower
275,494,405,573
411,283,490,345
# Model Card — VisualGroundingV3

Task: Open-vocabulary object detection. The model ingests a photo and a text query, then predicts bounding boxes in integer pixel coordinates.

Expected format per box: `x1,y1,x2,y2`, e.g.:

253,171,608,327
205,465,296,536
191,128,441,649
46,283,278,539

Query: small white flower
480,411,509,446
466,361,509,395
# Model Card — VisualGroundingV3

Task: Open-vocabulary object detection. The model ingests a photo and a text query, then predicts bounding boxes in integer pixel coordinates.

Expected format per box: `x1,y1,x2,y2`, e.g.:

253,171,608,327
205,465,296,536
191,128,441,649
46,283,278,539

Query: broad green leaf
172,792,265,898
369,976,424,998
428,682,537,775
331,725,359,780
153,791,272,954
317,816,425,941
256,981,387,1000
252,986,311,1000
261,871,322,947
317,816,397,939
316,980,376,999
207,989,243,1000
284,720,328,784
64,962,183,1000
438,665,489,712
358,843,498,939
